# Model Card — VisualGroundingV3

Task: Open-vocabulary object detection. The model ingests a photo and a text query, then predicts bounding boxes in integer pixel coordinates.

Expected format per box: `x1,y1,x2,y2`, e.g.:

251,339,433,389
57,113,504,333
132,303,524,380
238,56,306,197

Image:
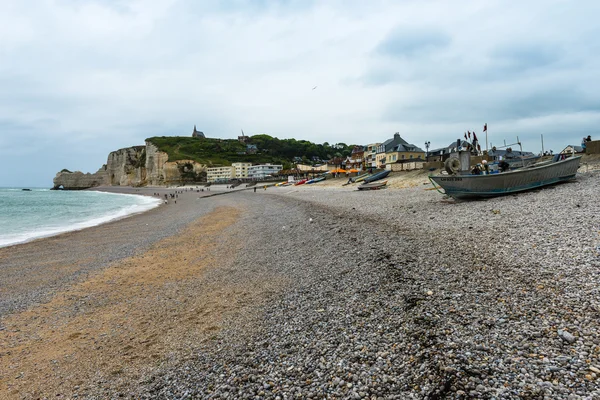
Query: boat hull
363,170,390,183
357,181,388,191
430,156,581,199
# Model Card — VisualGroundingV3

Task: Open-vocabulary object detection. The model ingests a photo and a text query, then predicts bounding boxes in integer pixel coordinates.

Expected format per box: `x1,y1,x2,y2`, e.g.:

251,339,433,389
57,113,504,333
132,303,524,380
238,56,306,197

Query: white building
247,164,283,179
206,166,235,182
232,162,252,178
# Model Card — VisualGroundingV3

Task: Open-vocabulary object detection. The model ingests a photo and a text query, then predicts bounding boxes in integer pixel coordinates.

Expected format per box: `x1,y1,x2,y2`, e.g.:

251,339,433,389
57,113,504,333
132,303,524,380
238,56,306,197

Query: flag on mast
468,131,471,140
464,132,467,140
473,131,478,142
483,123,487,132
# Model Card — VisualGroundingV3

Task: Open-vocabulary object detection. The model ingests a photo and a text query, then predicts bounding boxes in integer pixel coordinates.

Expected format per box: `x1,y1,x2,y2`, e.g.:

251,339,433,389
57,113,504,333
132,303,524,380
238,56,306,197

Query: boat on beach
357,180,388,191
352,172,370,183
429,155,581,199
362,170,390,183
294,179,308,186
306,176,326,184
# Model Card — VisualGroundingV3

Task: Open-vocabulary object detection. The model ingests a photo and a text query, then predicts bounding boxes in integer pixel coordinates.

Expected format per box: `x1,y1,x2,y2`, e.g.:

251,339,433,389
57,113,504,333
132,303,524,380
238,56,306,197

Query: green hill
146,135,354,168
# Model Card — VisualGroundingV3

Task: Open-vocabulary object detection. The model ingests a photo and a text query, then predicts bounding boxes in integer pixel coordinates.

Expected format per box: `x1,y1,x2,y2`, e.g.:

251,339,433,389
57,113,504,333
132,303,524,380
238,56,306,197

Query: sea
0,188,161,248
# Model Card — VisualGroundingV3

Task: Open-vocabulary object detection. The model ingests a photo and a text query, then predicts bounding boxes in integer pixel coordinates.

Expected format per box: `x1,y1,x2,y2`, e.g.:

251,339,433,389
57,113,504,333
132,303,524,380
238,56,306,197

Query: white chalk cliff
53,141,206,189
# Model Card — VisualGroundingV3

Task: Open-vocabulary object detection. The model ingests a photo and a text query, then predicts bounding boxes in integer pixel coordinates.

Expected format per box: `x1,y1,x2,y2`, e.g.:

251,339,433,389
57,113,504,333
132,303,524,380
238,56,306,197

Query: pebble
69,173,600,399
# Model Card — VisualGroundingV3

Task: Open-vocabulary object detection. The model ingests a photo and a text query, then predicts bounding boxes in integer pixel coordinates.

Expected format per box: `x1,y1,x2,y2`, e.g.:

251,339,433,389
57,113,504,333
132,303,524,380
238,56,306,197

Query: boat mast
541,134,545,155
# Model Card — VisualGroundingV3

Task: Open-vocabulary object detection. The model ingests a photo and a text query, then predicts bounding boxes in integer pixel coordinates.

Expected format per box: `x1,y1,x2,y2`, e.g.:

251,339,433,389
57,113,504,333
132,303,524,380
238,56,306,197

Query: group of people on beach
151,187,212,205
582,135,592,148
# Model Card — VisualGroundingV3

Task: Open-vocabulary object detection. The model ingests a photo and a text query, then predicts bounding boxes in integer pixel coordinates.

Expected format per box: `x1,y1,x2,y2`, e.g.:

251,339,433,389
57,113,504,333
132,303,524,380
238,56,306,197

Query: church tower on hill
192,125,205,139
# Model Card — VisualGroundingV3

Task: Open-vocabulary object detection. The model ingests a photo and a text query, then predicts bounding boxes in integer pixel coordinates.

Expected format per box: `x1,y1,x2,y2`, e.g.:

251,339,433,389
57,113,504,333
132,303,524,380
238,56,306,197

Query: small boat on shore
352,172,370,183
306,176,326,184
357,180,388,191
362,170,390,183
294,179,308,186
429,155,581,199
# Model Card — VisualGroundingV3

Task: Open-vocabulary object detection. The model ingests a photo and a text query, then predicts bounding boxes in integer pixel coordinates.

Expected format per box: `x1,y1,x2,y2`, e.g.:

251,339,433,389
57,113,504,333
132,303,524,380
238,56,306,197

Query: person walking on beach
254,187,256,193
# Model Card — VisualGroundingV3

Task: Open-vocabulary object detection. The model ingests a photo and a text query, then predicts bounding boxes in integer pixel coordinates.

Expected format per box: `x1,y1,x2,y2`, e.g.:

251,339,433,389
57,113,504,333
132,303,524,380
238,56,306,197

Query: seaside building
385,143,425,164
365,143,380,168
375,133,408,168
206,166,235,182
232,162,252,178
247,164,283,180
345,146,365,170
428,140,479,162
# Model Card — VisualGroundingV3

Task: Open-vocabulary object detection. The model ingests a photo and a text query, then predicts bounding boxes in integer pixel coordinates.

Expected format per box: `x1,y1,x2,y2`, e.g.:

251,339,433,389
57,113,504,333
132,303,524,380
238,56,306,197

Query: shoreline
0,189,162,250
0,186,220,317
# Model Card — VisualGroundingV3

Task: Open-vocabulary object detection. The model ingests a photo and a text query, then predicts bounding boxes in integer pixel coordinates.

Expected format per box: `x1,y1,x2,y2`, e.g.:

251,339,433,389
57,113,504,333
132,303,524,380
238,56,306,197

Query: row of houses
206,133,456,182
333,133,428,171
206,162,283,182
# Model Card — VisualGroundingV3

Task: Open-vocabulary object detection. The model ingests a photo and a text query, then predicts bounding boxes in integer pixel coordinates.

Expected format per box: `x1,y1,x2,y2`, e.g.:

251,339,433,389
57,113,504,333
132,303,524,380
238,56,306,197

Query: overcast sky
1,0,598,187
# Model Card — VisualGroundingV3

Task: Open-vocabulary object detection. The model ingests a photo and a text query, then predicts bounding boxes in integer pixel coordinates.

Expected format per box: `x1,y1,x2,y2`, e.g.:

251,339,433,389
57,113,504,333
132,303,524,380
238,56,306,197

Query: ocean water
0,188,161,248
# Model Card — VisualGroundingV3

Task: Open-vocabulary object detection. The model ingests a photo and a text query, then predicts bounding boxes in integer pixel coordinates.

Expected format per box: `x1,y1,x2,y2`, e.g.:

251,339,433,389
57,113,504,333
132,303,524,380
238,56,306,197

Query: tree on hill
146,135,355,167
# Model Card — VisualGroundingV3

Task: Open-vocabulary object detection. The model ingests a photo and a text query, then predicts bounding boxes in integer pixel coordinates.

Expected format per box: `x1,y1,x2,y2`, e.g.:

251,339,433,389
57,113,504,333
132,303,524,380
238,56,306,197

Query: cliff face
53,141,206,189
106,146,147,186
53,167,108,190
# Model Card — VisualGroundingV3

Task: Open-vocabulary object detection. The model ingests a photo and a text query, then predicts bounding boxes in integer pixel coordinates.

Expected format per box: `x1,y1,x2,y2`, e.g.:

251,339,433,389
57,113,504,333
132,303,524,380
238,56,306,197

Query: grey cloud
383,85,600,125
375,27,451,58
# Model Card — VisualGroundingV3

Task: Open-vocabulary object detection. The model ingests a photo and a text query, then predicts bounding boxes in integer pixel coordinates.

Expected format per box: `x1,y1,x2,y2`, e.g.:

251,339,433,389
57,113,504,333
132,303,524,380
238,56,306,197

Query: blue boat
362,170,390,184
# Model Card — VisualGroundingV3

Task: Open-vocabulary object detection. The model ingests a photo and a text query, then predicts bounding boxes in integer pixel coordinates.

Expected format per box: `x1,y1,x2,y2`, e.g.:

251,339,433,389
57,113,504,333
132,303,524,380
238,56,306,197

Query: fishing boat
357,180,388,191
505,155,540,169
362,170,390,183
306,176,326,184
352,172,370,183
429,155,581,199
294,179,308,186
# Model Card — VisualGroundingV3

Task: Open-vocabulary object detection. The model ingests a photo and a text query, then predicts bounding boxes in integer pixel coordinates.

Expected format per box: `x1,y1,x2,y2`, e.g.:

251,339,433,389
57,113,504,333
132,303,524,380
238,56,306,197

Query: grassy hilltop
146,135,355,168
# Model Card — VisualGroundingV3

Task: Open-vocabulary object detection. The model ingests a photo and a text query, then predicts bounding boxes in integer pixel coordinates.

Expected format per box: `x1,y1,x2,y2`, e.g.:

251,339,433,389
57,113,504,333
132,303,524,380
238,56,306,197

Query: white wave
0,196,161,248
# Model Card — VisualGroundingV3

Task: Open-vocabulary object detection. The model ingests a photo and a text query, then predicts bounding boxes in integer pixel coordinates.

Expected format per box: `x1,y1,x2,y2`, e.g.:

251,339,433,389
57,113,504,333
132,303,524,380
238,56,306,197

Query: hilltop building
192,125,205,138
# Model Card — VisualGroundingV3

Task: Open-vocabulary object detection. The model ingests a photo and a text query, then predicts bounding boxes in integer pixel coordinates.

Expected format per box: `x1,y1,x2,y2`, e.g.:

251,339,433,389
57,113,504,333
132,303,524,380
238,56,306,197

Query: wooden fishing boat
429,155,581,199
357,180,388,191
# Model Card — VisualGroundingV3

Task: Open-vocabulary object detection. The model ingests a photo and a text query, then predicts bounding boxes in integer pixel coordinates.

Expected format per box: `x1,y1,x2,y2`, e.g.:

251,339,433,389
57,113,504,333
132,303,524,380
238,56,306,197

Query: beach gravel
130,171,600,399
2,169,599,399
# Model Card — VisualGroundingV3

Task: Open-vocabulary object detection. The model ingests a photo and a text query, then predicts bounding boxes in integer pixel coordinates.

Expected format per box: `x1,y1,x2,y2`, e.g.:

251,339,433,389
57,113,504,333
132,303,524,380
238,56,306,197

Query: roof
387,143,425,153
380,138,393,148
560,145,584,154
488,149,534,157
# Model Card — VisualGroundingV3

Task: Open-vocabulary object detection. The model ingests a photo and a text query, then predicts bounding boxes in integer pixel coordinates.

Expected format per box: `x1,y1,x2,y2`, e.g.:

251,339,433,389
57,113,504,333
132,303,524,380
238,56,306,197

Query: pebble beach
1,162,600,399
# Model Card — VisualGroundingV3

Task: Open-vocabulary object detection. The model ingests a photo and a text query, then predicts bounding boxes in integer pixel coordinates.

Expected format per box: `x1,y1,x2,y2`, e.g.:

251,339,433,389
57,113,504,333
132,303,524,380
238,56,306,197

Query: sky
1,0,599,187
